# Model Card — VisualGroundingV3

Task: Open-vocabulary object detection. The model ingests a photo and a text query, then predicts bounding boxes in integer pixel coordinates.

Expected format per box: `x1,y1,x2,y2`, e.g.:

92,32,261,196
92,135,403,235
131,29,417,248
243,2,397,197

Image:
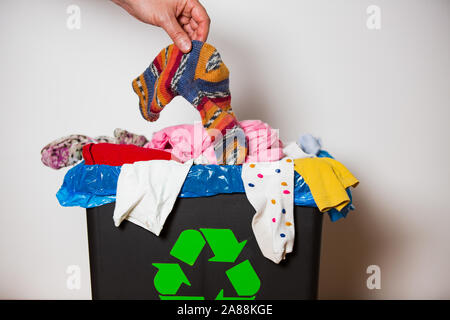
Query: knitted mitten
132,41,247,165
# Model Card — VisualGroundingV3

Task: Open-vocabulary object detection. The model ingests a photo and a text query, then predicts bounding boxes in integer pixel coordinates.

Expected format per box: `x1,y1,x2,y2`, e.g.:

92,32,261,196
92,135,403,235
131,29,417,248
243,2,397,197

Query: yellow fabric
294,158,359,213
194,43,229,82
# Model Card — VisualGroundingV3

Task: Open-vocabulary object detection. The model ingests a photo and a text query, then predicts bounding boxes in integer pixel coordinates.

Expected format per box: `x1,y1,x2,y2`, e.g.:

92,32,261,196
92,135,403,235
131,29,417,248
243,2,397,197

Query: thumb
162,16,192,53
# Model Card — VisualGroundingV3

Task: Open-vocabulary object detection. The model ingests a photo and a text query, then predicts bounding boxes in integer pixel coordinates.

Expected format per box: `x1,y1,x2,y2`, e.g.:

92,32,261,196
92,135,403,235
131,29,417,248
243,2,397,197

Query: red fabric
82,143,174,166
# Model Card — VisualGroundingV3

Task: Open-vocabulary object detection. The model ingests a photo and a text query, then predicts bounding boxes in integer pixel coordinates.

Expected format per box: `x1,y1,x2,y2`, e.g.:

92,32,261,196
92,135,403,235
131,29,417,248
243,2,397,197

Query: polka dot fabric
242,157,295,264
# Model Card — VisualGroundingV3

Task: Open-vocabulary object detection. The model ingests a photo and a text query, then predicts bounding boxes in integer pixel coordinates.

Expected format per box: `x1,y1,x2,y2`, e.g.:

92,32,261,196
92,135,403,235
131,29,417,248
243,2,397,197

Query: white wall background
1,0,449,299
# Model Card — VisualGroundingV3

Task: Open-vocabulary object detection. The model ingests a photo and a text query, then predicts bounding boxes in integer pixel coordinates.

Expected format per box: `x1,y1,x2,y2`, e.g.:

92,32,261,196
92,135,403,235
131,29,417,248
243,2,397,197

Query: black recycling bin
86,193,323,300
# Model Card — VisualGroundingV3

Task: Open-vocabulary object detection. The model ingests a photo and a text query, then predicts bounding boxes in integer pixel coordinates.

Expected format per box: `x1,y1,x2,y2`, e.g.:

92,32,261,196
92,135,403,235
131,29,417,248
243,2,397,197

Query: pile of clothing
42,41,359,264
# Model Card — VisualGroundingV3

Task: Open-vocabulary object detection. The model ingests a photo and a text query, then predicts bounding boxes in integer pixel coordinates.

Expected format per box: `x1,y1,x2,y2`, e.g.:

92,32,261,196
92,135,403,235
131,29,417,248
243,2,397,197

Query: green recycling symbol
152,228,261,300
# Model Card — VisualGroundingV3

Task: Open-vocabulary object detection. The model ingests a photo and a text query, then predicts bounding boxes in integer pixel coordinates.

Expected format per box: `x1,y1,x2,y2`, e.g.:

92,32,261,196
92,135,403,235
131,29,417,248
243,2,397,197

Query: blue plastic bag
293,171,316,207
56,162,120,208
180,165,244,197
56,150,354,222
57,162,319,208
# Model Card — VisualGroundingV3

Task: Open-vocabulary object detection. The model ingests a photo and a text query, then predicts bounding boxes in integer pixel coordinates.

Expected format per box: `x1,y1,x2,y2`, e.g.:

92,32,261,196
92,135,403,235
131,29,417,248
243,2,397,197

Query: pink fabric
144,123,218,164
240,120,284,163
144,120,284,164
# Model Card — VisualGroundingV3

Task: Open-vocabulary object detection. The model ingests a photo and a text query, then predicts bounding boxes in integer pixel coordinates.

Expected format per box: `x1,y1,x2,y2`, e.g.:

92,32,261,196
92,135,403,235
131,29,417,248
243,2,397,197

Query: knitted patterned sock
40,134,115,169
113,128,149,146
132,41,247,165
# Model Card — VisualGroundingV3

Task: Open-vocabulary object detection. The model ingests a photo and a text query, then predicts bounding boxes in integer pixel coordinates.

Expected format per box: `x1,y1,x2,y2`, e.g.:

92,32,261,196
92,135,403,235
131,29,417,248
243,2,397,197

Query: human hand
112,0,210,53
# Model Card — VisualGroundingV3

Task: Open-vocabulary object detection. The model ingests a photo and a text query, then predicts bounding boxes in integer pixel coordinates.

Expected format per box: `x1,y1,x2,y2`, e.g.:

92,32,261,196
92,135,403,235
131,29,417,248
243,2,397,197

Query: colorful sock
41,134,115,169
132,41,247,164
242,158,295,264
41,135,95,169
95,136,117,144
114,128,148,146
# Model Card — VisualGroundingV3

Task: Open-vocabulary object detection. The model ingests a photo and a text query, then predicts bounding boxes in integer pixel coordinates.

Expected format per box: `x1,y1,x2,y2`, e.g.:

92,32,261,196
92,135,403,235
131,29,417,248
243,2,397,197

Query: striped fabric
132,41,247,165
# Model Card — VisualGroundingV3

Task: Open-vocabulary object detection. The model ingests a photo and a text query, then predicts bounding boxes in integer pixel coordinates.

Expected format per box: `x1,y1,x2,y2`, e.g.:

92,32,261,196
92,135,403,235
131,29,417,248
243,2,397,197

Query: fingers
178,15,201,41
161,15,192,53
183,22,195,38
112,0,211,48
190,0,210,41
160,0,210,51
189,19,199,29
178,15,190,25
